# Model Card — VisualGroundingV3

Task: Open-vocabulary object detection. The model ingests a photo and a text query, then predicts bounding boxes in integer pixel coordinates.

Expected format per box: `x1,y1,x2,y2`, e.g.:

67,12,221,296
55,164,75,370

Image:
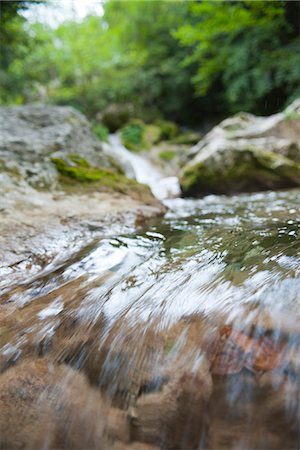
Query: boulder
98,103,134,132
0,105,165,283
180,99,300,196
0,104,113,189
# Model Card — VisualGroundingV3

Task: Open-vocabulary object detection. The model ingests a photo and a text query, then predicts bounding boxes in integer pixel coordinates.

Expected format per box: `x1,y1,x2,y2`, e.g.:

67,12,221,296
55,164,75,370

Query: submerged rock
180,99,300,196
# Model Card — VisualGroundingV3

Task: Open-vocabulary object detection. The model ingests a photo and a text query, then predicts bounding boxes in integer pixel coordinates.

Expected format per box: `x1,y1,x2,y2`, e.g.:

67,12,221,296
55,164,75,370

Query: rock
0,356,209,450
98,103,134,132
0,105,166,285
132,372,211,449
0,104,115,189
180,99,300,196
154,119,179,140
0,358,129,449
171,130,202,146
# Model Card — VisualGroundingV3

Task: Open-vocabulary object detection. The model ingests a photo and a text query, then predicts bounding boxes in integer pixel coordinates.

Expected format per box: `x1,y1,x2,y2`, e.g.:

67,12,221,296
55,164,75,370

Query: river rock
180,99,300,196
0,104,117,189
0,105,165,285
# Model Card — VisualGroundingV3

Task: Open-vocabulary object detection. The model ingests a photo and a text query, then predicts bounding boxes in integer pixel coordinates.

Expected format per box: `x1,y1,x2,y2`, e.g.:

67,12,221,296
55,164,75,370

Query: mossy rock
154,119,179,140
171,131,202,146
159,150,176,161
51,154,157,203
99,103,133,132
143,124,162,147
180,149,300,196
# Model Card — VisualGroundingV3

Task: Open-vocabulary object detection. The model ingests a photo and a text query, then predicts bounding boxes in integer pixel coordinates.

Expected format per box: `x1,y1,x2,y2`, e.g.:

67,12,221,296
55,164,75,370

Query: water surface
1,188,299,449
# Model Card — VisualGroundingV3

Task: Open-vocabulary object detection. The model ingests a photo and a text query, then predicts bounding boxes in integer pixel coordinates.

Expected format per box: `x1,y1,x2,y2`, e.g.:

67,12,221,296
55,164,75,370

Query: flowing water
106,134,181,199
0,146,300,448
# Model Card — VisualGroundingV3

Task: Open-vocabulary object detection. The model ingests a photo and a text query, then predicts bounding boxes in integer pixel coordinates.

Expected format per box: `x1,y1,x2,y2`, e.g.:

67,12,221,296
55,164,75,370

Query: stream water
0,142,300,449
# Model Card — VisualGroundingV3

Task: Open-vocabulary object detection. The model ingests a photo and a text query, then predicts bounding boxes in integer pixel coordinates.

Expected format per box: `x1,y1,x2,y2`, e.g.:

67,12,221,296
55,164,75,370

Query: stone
180,99,300,196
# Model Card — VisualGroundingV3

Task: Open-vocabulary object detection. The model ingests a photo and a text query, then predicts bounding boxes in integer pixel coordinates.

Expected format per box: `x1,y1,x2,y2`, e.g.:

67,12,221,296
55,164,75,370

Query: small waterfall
105,134,181,200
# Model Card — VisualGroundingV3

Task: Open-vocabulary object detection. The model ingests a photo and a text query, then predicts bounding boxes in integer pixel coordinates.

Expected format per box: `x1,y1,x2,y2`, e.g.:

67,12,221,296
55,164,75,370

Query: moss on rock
180,149,300,196
159,150,176,161
154,119,179,140
51,154,158,204
171,131,201,146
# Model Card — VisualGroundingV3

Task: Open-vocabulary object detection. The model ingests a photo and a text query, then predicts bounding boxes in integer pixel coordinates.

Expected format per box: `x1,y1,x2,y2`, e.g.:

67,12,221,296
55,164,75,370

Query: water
1,185,299,448
105,134,181,199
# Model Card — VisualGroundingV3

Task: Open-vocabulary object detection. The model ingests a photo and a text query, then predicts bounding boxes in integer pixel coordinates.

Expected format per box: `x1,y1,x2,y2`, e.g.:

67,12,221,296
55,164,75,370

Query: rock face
180,100,300,196
0,105,165,284
0,104,115,189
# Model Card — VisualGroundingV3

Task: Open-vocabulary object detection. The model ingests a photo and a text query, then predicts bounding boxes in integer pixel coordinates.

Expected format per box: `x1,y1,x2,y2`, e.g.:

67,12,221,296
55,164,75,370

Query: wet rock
0,354,211,450
0,358,129,449
132,368,212,449
180,99,300,196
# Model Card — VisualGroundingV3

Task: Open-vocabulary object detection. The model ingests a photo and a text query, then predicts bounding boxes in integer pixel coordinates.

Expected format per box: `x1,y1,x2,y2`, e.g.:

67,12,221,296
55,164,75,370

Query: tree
0,1,46,103
176,0,300,114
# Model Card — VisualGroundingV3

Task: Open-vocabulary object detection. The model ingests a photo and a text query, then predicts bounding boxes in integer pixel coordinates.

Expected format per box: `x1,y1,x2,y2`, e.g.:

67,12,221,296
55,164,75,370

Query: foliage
121,119,145,152
92,124,109,142
1,0,299,122
176,1,300,114
0,1,45,104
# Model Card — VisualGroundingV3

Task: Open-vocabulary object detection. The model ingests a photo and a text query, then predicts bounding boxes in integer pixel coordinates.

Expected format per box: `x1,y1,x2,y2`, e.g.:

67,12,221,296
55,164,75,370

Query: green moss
159,150,176,161
171,131,201,145
121,119,145,152
283,110,300,121
92,124,109,142
143,124,162,147
180,149,300,196
0,159,21,178
51,154,157,202
68,154,90,168
154,119,179,140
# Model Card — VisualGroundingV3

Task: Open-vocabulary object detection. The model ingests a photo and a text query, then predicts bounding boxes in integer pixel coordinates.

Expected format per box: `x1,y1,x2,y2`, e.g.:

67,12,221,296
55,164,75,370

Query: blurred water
0,189,299,449
106,134,181,199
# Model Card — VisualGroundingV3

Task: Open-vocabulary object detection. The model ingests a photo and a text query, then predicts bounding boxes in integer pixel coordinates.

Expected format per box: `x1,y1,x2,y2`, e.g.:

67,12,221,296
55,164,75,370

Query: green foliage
121,119,145,152
92,124,109,142
176,1,300,114
1,0,299,122
0,1,46,104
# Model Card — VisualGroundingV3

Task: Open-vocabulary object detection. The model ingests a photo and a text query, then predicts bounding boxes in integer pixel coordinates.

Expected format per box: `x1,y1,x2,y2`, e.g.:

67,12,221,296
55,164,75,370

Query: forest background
1,0,299,129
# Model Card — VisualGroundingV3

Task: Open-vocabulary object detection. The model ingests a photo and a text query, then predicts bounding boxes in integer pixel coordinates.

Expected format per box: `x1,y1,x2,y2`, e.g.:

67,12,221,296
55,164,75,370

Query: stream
0,139,300,449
